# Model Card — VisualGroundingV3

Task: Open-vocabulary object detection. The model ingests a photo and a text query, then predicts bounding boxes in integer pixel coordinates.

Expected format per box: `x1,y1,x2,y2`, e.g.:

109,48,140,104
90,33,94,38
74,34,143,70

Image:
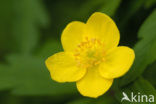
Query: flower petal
45,52,86,82
86,12,120,51
99,46,135,79
76,67,113,98
61,21,86,52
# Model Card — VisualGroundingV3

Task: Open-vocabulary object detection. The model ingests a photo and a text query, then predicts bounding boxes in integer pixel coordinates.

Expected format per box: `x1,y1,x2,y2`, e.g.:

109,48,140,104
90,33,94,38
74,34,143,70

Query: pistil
74,37,105,68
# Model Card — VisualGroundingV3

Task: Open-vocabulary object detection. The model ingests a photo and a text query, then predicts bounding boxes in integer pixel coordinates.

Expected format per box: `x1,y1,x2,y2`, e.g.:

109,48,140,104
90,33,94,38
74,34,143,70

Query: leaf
79,0,121,17
115,77,156,104
97,0,121,16
67,98,92,104
1,54,77,96
0,0,16,57
143,61,156,87
119,0,146,26
120,9,156,86
67,93,119,104
0,64,13,90
12,0,48,54
51,0,121,26
144,0,156,8
36,39,62,59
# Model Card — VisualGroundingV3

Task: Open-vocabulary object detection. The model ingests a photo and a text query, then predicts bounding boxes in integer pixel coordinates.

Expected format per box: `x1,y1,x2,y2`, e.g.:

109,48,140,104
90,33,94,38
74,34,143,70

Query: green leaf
143,61,156,87
115,77,156,104
67,98,92,104
120,9,156,86
97,0,121,16
144,0,156,8
52,0,121,24
0,54,77,97
79,0,121,16
119,0,146,27
67,93,119,104
12,0,48,54
0,64,13,90
36,39,62,59
0,0,16,57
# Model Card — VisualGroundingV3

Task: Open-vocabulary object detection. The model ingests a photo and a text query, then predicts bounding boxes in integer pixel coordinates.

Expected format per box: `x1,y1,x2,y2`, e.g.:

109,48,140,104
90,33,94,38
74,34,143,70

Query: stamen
74,37,105,68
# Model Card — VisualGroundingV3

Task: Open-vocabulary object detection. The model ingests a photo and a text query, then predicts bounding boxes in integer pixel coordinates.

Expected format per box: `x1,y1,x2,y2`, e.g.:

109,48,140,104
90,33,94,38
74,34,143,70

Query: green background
0,0,156,104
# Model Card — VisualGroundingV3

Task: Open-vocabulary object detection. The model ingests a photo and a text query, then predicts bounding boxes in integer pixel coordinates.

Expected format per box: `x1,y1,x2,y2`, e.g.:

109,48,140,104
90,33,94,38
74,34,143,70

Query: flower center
74,37,105,68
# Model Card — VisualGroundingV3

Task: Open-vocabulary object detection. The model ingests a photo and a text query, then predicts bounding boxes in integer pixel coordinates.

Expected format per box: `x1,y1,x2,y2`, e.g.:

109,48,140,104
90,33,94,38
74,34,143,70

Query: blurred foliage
143,61,156,87
66,93,119,104
120,9,156,87
1,54,77,96
115,77,156,104
12,0,49,54
0,0,156,104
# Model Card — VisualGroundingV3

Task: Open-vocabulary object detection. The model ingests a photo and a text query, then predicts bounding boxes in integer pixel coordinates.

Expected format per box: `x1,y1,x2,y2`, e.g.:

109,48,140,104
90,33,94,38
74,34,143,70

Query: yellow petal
45,52,86,82
86,12,120,51
61,21,86,52
76,66,113,98
99,46,135,79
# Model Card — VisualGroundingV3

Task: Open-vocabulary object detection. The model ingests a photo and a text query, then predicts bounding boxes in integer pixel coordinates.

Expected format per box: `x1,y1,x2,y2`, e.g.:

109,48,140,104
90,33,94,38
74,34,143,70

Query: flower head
45,12,135,98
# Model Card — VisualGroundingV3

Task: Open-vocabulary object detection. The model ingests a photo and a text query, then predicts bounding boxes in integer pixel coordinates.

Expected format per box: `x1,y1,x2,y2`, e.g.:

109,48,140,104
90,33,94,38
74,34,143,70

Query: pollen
74,37,105,68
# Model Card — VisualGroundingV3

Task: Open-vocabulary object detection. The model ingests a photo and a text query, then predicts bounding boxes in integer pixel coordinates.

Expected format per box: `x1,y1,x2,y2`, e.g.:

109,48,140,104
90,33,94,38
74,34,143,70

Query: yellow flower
45,12,135,98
